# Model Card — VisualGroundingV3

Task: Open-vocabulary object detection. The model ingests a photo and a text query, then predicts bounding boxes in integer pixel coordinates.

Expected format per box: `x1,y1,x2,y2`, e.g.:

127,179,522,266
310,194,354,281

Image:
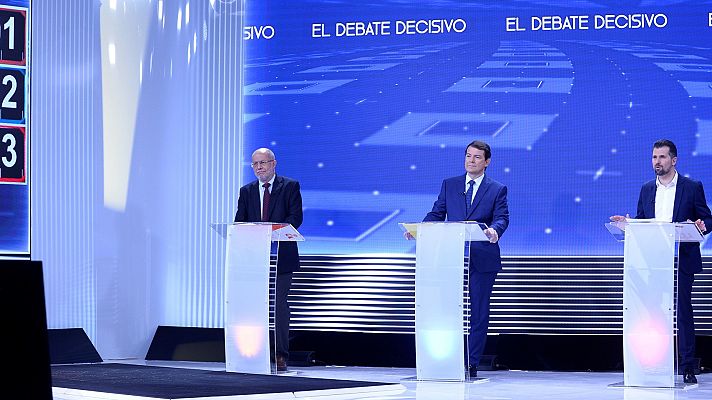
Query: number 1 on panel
3,16,13,50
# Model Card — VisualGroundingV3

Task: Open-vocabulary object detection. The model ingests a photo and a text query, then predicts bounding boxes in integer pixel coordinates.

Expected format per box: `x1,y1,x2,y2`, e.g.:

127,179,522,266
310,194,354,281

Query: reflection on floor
52,360,712,400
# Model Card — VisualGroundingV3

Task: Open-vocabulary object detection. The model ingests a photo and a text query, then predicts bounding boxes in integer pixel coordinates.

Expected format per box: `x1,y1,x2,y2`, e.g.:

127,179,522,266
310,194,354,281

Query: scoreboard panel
0,1,29,256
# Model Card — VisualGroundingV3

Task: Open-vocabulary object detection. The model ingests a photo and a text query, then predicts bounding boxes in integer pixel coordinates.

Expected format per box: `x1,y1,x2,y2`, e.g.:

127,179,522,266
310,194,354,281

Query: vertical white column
224,224,272,374
623,222,675,387
415,223,466,381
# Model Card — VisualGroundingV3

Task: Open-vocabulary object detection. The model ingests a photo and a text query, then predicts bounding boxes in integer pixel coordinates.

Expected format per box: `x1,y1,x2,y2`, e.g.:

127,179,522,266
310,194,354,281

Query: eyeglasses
251,160,274,168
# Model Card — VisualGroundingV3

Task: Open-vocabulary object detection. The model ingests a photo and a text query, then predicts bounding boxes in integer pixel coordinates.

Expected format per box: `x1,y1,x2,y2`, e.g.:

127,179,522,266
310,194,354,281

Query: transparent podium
605,220,703,388
211,222,304,374
400,221,490,381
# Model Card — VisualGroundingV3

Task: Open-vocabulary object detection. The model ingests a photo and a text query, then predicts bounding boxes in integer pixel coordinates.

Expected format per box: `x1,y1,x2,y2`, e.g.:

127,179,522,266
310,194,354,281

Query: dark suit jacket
234,175,303,273
635,175,712,274
423,174,510,272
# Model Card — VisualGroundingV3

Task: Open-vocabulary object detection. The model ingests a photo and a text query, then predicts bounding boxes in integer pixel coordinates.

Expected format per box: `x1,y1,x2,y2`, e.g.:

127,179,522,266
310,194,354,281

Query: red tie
262,182,271,221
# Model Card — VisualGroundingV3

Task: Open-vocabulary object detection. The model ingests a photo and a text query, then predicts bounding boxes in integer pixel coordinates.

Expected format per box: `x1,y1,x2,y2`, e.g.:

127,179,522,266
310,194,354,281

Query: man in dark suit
422,140,509,378
235,147,303,372
611,139,712,384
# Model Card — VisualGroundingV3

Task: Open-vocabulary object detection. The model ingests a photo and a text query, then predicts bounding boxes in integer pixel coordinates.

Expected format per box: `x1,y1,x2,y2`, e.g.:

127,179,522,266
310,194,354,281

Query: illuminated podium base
400,221,489,381
606,220,703,388
213,222,303,374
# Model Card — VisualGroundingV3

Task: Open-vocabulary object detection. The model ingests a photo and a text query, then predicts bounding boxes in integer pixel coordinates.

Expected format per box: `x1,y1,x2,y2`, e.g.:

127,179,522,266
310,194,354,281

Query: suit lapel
644,183,655,218
454,175,467,220
267,176,283,220
672,176,684,222
467,176,490,219
250,181,262,220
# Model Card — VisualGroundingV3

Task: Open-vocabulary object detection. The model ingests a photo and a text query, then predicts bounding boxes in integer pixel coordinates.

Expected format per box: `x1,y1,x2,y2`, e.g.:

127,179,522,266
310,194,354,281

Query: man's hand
695,219,707,233
609,214,630,222
484,227,499,243
403,231,415,240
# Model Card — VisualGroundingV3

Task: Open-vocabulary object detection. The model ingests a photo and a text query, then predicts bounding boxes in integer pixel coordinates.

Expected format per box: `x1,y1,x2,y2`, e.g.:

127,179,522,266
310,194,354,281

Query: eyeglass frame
251,159,275,168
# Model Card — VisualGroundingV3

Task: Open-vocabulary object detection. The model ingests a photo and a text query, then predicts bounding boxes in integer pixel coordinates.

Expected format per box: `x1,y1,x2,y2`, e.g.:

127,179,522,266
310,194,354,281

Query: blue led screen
243,1,712,256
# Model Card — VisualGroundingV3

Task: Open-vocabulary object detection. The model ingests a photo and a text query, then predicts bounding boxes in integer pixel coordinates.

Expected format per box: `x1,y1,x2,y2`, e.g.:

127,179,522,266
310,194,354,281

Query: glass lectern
400,221,490,381
606,220,703,388
212,222,304,374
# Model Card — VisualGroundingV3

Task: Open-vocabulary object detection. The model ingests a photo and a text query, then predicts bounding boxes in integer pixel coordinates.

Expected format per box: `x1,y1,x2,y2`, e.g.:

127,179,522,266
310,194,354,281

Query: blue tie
465,180,475,214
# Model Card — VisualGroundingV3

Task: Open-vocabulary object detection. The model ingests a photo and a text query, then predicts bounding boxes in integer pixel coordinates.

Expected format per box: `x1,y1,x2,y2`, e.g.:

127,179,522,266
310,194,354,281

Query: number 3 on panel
2,131,15,167
0,127,24,182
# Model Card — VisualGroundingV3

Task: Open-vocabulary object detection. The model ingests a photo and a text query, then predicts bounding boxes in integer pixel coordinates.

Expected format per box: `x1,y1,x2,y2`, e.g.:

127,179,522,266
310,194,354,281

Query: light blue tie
465,180,475,214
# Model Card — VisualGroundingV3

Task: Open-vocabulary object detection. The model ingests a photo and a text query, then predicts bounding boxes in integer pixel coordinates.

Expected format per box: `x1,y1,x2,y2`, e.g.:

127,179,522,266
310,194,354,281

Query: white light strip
289,256,712,335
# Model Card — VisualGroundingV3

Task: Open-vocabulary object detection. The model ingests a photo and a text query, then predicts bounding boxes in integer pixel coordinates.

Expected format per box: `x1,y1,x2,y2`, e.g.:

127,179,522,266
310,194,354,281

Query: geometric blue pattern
679,81,712,98
298,63,400,73
244,79,356,95
446,77,573,94
632,53,704,60
362,112,556,150
694,120,712,155
655,63,712,72
478,60,573,69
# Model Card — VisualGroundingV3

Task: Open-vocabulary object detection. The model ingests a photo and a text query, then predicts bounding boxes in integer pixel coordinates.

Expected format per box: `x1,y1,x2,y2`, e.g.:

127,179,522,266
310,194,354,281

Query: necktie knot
263,182,270,189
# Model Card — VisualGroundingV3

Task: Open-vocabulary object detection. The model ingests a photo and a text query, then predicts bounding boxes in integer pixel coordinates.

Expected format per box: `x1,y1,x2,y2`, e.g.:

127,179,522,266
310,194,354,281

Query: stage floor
52,360,712,400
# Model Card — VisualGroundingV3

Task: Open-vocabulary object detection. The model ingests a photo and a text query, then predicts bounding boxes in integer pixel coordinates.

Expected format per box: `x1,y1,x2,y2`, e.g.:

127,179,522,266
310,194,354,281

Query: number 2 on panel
2,132,16,168
2,74,16,109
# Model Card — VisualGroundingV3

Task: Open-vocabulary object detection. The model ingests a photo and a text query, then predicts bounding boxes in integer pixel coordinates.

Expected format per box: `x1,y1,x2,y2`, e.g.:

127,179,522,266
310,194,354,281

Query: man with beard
611,139,712,384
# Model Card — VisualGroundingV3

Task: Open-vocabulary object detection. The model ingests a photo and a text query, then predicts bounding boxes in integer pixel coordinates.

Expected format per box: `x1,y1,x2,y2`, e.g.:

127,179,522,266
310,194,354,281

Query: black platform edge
146,326,225,362
49,328,103,364
145,327,712,372
146,326,319,366
52,363,397,398
1,260,53,399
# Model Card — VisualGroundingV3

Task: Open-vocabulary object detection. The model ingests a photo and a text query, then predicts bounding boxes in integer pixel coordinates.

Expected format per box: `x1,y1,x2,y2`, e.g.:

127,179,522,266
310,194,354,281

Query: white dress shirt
465,173,485,208
655,171,677,222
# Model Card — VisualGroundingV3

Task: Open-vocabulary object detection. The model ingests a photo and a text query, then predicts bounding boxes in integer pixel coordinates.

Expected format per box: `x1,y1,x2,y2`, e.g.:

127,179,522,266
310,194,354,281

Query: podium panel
214,222,304,374
623,223,676,387
224,223,273,374
402,221,488,381
415,223,467,381
607,220,704,387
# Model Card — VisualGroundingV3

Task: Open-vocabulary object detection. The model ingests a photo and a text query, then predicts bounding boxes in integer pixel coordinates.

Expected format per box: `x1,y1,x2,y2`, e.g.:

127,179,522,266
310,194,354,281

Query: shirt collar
656,171,678,188
466,173,485,187
261,175,276,188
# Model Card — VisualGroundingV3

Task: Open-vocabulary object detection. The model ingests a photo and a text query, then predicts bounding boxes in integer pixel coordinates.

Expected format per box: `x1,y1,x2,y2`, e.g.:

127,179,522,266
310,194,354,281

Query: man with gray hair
235,148,303,372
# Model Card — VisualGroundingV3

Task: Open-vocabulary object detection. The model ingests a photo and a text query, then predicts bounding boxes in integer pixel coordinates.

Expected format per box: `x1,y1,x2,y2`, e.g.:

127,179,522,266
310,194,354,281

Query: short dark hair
653,139,677,158
465,140,491,160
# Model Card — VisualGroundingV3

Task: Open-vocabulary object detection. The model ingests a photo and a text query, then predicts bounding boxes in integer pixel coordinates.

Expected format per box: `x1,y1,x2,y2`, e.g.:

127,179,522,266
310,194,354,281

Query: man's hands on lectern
609,214,630,232
403,228,498,243
484,227,498,243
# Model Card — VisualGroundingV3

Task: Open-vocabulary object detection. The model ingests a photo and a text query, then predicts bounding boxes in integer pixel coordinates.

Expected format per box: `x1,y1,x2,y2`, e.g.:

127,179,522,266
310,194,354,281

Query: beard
654,165,671,176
